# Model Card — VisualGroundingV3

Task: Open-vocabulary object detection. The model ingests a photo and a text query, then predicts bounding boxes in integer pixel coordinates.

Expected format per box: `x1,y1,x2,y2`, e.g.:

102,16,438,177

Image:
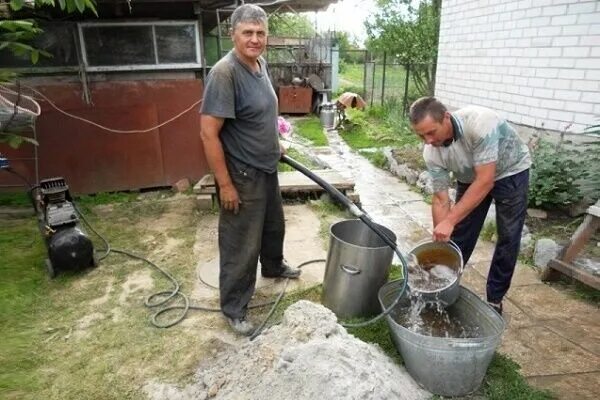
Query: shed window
79,21,202,71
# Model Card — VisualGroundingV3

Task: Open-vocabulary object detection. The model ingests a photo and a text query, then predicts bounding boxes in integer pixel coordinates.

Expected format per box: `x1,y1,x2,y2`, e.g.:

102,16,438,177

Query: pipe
280,154,409,328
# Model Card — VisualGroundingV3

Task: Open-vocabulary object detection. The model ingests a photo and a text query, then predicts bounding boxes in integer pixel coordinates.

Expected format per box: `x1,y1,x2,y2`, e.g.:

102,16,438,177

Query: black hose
281,154,409,328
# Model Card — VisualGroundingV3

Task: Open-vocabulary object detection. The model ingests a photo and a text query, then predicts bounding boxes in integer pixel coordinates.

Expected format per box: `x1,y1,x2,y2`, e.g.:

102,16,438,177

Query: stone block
533,237,561,268
196,194,214,210
172,178,190,193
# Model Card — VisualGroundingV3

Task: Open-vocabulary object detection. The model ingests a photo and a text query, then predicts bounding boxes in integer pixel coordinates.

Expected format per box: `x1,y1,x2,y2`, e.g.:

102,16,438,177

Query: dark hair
409,97,447,124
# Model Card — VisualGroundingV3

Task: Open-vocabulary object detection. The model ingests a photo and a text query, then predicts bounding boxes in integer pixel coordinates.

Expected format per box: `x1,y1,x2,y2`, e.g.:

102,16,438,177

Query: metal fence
337,50,434,113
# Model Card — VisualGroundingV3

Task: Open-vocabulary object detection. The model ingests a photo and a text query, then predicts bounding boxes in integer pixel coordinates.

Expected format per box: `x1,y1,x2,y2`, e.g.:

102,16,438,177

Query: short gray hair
409,97,447,124
231,4,268,31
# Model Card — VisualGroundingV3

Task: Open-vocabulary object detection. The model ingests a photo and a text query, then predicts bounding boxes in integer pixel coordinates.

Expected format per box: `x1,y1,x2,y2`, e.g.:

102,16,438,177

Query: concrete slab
543,318,600,356
507,285,600,326
511,264,544,287
502,298,537,329
460,268,487,297
527,372,600,400
191,204,328,301
499,325,600,376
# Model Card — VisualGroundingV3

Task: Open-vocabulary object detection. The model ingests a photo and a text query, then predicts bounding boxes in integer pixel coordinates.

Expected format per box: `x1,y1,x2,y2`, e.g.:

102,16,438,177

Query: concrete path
299,128,600,399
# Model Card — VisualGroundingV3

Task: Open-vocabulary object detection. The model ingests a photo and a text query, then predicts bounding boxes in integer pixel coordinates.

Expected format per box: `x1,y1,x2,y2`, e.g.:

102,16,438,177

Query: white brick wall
435,0,600,133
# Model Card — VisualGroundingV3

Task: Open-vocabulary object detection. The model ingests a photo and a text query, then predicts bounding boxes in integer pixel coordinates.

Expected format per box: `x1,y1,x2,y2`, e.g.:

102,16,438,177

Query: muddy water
407,253,458,291
391,294,482,338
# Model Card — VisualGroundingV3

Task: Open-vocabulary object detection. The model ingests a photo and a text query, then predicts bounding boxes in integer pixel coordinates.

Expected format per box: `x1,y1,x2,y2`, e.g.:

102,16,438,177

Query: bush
528,138,596,208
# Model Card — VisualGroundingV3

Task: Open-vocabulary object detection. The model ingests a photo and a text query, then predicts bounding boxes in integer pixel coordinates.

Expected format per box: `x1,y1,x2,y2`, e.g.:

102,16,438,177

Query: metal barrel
378,281,505,397
322,219,396,319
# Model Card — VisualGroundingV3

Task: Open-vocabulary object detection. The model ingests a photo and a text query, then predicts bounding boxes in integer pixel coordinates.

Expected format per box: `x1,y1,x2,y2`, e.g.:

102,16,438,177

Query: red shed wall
0,79,207,194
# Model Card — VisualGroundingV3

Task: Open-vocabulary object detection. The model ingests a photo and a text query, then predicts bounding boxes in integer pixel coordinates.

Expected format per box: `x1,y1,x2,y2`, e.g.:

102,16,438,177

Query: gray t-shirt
201,51,280,173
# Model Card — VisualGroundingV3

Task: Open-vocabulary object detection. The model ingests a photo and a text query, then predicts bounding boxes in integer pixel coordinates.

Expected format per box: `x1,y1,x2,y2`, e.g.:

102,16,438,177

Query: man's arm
200,115,240,214
433,162,496,241
432,190,451,227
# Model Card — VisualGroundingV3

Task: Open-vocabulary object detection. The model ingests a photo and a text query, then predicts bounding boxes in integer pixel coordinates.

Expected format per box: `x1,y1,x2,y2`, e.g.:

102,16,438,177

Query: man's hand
433,218,455,242
219,183,241,214
279,142,287,158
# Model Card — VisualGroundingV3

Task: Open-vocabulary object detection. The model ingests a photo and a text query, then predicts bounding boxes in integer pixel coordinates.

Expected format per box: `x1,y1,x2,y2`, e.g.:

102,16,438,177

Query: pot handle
340,264,361,275
447,240,462,256
447,240,465,270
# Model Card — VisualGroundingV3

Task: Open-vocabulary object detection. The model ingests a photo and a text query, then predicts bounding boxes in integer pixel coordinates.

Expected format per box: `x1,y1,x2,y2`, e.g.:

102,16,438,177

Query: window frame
77,20,203,72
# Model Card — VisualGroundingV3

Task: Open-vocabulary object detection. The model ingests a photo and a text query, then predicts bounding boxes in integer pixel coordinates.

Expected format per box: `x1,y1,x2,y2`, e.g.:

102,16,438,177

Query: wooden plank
194,170,354,195
562,214,600,263
547,259,600,290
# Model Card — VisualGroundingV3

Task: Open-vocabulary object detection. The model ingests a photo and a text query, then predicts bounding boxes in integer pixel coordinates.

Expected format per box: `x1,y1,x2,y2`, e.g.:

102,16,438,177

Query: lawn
339,102,421,150
0,194,211,399
339,62,419,107
291,116,328,146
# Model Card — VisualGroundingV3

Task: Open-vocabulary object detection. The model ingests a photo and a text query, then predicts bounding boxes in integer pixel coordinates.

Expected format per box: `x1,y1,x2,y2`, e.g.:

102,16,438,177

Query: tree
335,31,363,64
268,13,315,37
365,0,440,96
0,0,96,147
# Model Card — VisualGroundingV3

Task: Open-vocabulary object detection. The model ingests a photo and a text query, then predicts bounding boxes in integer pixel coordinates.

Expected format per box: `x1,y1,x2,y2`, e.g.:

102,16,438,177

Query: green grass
480,221,498,242
0,191,31,207
76,191,140,206
339,63,364,87
359,149,389,169
278,147,320,172
484,353,554,399
293,117,328,146
340,103,420,150
0,196,211,399
0,219,46,398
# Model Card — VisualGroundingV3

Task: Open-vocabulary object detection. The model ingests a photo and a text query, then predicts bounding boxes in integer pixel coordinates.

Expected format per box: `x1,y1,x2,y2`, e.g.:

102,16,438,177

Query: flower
277,116,292,138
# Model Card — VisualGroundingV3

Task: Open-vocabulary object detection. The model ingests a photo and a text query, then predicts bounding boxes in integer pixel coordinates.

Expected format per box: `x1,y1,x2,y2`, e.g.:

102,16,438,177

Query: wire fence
337,50,435,113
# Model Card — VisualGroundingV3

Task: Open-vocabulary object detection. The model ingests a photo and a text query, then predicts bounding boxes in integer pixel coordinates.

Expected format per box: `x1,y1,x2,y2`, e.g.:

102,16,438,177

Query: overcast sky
313,0,377,44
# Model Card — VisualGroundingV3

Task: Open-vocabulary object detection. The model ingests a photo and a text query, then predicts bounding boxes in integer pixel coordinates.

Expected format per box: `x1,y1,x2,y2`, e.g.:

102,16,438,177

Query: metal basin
378,281,505,397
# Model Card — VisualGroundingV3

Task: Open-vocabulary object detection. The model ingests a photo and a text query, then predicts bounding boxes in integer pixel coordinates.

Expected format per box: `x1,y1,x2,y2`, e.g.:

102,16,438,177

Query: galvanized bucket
408,240,463,306
378,281,505,397
322,219,396,319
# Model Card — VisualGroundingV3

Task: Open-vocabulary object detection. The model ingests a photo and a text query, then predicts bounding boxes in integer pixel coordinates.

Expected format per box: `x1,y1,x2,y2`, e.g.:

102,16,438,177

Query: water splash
392,291,482,338
407,253,458,291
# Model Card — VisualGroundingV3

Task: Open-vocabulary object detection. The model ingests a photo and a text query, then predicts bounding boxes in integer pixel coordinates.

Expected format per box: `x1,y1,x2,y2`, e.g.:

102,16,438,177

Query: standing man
409,97,531,315
200,4,300,336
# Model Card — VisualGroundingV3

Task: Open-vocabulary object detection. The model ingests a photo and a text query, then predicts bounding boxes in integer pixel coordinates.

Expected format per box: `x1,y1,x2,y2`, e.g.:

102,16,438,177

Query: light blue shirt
424,105,531,193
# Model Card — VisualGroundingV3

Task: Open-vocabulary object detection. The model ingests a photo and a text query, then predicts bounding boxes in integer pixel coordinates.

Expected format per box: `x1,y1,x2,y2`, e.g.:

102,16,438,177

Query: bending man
409,97,531,315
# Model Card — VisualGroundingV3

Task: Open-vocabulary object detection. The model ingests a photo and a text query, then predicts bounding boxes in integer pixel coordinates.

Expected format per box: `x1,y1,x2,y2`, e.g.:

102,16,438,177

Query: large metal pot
322,219,396,319
408,240,463,306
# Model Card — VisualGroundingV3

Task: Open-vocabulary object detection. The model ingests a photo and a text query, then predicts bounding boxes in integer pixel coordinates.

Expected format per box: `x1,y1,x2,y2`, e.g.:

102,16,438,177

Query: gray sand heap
145,300,430,400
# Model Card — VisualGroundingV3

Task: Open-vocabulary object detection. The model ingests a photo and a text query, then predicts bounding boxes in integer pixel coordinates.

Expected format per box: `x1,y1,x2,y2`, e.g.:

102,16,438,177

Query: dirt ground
25,194,337,399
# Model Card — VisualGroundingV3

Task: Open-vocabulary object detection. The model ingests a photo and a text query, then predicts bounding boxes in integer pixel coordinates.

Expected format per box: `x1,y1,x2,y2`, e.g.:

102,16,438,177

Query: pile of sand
144,301,429,400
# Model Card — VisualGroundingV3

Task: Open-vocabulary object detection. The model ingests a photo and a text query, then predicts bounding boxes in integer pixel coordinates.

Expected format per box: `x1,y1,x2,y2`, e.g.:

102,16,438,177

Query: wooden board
193,170,354,195
547,259,600,290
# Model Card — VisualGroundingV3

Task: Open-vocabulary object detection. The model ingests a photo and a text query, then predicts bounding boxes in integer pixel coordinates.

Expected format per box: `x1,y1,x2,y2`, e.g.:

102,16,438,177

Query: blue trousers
451,169,529,303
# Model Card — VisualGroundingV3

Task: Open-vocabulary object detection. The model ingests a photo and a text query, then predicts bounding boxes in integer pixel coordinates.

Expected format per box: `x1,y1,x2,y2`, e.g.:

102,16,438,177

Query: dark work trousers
451,169,529,304
218,157,285,319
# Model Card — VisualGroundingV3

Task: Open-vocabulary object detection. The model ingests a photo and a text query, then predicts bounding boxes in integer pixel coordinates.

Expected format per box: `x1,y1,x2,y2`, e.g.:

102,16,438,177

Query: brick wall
435,0,600,133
